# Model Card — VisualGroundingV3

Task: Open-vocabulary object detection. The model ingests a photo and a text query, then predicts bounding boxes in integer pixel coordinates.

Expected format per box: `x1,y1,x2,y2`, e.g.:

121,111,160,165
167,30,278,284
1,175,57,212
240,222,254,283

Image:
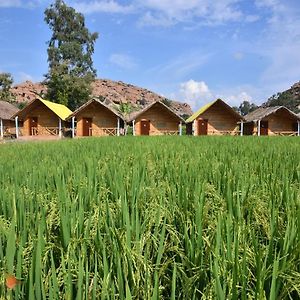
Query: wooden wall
194,103,239,135
21,102,60,136
76,102,119,136
250,112,297,135
1,120,16,136
2,120,15,129
268,113,296,135
134,104,180,136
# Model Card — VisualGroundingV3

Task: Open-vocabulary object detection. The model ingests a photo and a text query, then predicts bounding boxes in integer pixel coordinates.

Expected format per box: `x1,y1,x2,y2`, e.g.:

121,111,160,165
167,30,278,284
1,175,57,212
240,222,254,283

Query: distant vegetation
264,89,300,113
0,137,299,299
233,100,258,116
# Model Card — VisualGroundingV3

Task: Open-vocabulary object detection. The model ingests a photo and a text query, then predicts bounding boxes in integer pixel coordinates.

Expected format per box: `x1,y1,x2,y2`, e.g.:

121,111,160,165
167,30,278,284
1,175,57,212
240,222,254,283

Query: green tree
44,0,98,110
0,73,15,102
266,92,300,113
238,100,258,116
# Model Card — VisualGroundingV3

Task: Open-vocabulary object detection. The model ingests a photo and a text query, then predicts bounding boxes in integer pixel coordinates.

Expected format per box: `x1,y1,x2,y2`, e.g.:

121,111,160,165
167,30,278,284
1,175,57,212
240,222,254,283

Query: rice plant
0,136,299,299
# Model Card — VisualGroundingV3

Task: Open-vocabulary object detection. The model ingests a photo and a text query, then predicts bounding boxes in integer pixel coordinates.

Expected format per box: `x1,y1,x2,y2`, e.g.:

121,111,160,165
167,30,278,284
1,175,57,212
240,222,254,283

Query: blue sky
0,0,300,110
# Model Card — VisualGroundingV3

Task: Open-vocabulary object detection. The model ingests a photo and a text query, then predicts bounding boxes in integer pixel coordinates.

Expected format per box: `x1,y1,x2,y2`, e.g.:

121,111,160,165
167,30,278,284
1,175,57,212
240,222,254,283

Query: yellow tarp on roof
185,100,218,123
40,99,72,121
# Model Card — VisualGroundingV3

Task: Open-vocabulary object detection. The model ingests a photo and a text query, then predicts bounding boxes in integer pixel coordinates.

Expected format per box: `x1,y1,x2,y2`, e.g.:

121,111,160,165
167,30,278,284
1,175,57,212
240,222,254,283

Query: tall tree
238,100,258,116
44,0,98,110
0,73,15,102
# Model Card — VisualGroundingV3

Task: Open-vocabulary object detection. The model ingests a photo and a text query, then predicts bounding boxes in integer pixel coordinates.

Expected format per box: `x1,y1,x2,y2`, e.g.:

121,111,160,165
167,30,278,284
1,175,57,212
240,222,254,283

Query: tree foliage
44,0,98,110
265,91,300,113
0,73,15,102
238,100,258,116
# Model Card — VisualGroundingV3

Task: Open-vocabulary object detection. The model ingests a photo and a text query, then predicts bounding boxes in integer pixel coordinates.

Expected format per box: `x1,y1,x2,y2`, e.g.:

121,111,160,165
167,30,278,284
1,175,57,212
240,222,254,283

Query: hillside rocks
10,81,46,103
10,79,192,117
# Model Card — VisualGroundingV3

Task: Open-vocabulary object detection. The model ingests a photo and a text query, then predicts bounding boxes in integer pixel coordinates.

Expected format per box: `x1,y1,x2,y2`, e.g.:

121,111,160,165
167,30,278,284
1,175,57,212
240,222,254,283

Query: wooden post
133,120,136,136
240,121,244,136
179,121,182,136
124,122,128,135
257,120,261,136
298,121,300,136
15,116,19,139
0,118,3,139
72,117,75,138
193,120,196,136
58,118,62,138
117,117,120,136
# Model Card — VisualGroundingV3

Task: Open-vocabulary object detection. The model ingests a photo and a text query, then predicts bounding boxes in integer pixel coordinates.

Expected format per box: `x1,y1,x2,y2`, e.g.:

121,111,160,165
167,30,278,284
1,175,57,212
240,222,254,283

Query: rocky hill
263,81,300,113
10,79,192,117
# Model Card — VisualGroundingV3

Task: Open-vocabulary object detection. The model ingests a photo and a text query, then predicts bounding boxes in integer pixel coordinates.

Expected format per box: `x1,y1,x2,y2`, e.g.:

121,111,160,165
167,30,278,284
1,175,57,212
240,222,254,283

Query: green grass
0,136,299,299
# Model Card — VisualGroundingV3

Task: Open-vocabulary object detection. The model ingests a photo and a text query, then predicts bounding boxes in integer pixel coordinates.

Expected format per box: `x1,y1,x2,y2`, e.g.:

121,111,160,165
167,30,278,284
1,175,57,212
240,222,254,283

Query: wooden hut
185,99,243,135
0,101,19,138
12,98,72,138
127,101,184,136
67,99,125,137
243,106,300,136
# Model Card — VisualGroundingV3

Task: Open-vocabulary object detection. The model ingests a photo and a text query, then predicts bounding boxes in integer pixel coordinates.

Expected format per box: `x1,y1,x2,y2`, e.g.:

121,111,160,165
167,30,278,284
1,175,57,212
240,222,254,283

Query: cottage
243,106,300,136
0,101,19,138
67,99,125,137
186,99,243,135
12,98,72,138
127,101,184,136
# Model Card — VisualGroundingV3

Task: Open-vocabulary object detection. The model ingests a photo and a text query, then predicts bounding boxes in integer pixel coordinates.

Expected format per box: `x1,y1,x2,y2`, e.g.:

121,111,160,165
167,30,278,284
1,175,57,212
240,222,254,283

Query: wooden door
140,120,150,135
29,117,38,135
260,121,268,135
198,119,208,135
82,118,92,136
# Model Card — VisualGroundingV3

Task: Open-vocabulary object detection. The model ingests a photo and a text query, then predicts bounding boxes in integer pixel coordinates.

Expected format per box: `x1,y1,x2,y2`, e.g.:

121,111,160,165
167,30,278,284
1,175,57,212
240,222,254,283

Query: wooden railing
151,130,179,136
207,130,240,136
161,130,179,136
31,127,59,136
273,131,298,136
89,128,118,136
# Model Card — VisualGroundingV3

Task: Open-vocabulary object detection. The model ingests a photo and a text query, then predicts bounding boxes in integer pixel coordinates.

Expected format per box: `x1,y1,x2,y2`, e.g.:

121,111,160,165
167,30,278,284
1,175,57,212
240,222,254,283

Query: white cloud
0,0,22,7
0,0,47,8
109,53,137,69
233,52,244,60
244,14,260,22
138,11,175,27
139,0,244,26
179,79,212,109
69,0,260,27
177,80,257,110
252,1,300,92
255,0,280,9
148,51,212,80
221,91,253,107
73,0,135,14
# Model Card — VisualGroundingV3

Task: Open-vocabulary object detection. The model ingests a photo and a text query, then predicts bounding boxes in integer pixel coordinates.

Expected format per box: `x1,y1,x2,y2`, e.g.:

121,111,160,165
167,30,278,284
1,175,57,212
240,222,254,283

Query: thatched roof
67,98,125,121
13,98,72,121
0,101,19,120
186,98,243,123
126,101,185,123
244,106,300,123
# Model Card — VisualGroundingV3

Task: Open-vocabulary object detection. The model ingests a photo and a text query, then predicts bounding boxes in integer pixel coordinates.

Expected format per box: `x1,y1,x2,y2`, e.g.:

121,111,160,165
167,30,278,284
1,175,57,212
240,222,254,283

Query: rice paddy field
0,136,299,299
